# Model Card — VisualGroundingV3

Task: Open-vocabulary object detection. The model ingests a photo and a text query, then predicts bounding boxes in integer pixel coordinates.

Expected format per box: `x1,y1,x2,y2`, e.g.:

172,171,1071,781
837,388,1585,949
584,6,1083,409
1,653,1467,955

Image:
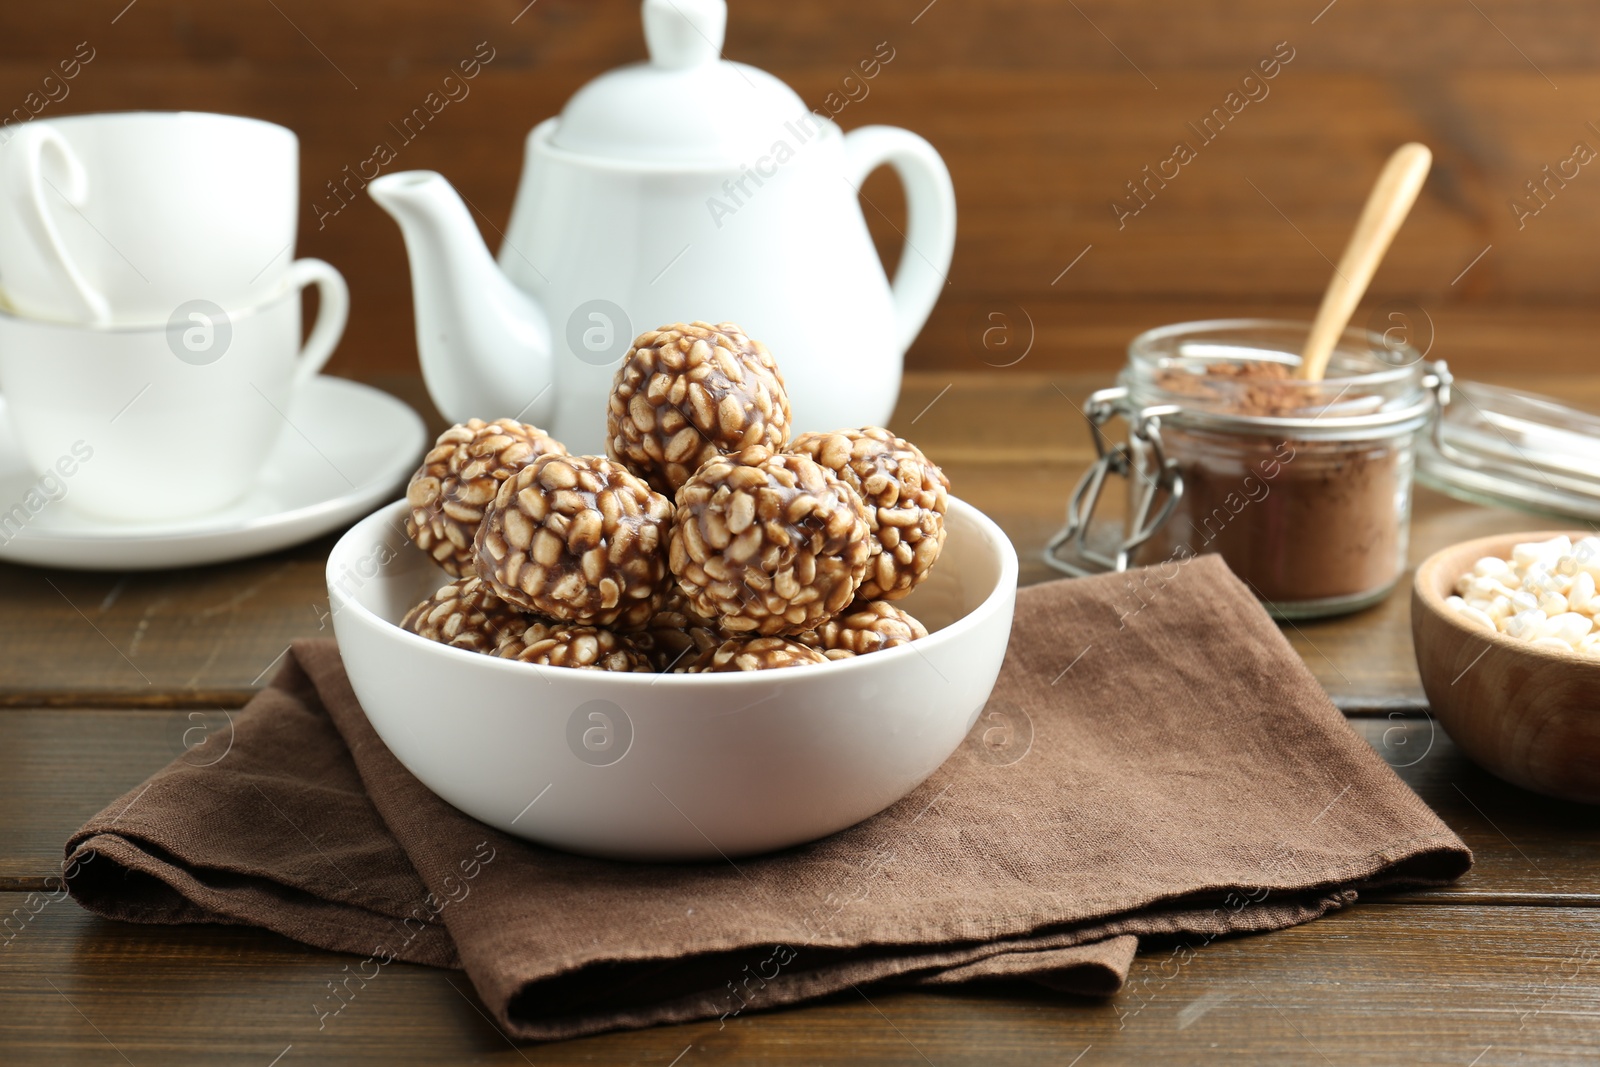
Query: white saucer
0,376,426,570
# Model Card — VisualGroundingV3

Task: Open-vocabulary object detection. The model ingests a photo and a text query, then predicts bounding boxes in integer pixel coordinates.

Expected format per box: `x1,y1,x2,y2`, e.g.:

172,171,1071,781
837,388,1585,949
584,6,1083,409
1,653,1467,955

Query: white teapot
369,0,955,455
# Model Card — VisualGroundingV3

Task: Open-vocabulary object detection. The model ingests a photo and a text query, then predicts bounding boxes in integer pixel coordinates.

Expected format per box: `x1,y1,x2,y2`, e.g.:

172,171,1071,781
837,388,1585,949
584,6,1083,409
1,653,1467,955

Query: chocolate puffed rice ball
606,321,792,496
474,454,673,631
406,419,567,577
492,624,653,672
401,576,528,653
680,635,829,673
487,616,562,657
669,447,871,636
628,591,721,672
790,426,949,600
803,600,929,660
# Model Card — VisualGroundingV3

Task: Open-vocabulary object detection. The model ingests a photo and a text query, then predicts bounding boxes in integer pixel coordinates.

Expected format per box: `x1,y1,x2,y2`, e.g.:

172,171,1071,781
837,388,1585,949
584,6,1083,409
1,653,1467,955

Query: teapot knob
643,0,725,70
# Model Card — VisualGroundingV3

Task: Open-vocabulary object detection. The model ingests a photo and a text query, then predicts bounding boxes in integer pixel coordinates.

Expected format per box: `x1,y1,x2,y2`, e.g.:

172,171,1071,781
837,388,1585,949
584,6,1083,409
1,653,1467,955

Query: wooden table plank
3,710,1593,901
2,899,1597,1065
3,371,1593,707
0,709,196,888
0,535,341,708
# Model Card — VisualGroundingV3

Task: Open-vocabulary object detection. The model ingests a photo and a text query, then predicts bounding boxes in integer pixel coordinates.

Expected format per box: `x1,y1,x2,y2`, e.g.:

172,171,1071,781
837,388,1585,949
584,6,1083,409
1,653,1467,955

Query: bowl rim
328,495,1019,688
1413,528,1600,666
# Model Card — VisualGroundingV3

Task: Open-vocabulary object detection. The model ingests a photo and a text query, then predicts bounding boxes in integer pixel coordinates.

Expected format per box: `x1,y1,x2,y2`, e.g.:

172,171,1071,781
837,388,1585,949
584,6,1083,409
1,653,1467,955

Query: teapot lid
549,0,817,165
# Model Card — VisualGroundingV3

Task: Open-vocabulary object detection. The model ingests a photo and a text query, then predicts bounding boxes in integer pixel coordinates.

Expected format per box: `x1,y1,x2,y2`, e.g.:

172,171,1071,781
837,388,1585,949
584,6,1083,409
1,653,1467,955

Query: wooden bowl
1412,530,1600,804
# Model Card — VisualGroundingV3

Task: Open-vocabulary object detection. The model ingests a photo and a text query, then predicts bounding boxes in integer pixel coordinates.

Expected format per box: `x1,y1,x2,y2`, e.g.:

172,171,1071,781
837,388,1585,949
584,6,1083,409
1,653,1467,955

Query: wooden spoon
1298,142,1433,381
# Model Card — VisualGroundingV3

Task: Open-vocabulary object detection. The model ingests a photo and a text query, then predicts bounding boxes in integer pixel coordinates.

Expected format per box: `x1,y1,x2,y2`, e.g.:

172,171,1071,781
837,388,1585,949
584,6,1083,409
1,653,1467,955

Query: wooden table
3,369,1599,1066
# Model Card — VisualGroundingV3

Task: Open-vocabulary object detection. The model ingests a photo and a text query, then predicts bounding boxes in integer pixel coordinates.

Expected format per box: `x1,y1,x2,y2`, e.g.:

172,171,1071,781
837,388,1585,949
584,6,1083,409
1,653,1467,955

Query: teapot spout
369,171,553,428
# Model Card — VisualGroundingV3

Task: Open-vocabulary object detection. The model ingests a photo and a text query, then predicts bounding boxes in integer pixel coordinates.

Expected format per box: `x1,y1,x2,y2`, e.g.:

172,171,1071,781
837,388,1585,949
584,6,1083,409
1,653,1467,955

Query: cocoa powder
1135,364,1406,610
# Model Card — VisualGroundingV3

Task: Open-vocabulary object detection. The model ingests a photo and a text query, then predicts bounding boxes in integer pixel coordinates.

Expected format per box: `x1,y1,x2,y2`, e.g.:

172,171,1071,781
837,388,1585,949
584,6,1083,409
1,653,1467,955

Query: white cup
0,259,348,522
0,111,299,325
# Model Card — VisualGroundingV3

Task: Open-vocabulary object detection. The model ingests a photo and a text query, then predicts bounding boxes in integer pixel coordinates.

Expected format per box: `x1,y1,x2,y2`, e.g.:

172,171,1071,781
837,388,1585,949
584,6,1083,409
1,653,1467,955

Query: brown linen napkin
66,556,1470,1041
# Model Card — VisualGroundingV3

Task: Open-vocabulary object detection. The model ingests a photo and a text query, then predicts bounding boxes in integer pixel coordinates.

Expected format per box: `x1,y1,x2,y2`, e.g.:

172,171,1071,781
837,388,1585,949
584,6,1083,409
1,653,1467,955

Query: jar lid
1420,379,1600,521
548,0,816,165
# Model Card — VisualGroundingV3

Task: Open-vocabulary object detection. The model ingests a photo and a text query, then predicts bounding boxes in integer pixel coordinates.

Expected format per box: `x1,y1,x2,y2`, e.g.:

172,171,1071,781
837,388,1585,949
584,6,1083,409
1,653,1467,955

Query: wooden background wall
2,0,1597,381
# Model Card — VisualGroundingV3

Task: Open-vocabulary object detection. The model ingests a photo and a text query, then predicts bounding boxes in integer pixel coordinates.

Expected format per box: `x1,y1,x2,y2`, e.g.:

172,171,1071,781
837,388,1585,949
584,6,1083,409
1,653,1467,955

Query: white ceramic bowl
327,497,1018,860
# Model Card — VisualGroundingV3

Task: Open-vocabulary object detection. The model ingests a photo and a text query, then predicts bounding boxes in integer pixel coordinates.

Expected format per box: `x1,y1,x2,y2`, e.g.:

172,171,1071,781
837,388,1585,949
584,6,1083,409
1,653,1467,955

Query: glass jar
1046,319,1449,619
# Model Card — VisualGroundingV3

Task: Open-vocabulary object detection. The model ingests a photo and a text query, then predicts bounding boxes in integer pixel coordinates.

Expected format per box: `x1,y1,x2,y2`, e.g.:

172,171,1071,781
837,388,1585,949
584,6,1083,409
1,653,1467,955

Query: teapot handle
842,126,956,354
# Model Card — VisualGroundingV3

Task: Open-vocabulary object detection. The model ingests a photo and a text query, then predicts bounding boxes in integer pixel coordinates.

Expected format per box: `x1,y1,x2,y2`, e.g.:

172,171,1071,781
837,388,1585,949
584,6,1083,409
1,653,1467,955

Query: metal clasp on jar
1424,361,1453,409
1044,387,1184,576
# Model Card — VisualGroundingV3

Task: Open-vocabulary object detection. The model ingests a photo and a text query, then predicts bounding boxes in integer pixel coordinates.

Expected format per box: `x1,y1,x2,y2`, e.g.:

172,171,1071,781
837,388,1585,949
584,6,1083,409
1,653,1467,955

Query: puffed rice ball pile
396,321,948,672
1445,534,1600,657
681,635,830,673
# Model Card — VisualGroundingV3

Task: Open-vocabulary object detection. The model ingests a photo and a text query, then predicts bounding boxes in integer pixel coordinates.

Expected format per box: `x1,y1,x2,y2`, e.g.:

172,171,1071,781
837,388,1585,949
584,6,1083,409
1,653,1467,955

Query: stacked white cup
0,111,348,522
